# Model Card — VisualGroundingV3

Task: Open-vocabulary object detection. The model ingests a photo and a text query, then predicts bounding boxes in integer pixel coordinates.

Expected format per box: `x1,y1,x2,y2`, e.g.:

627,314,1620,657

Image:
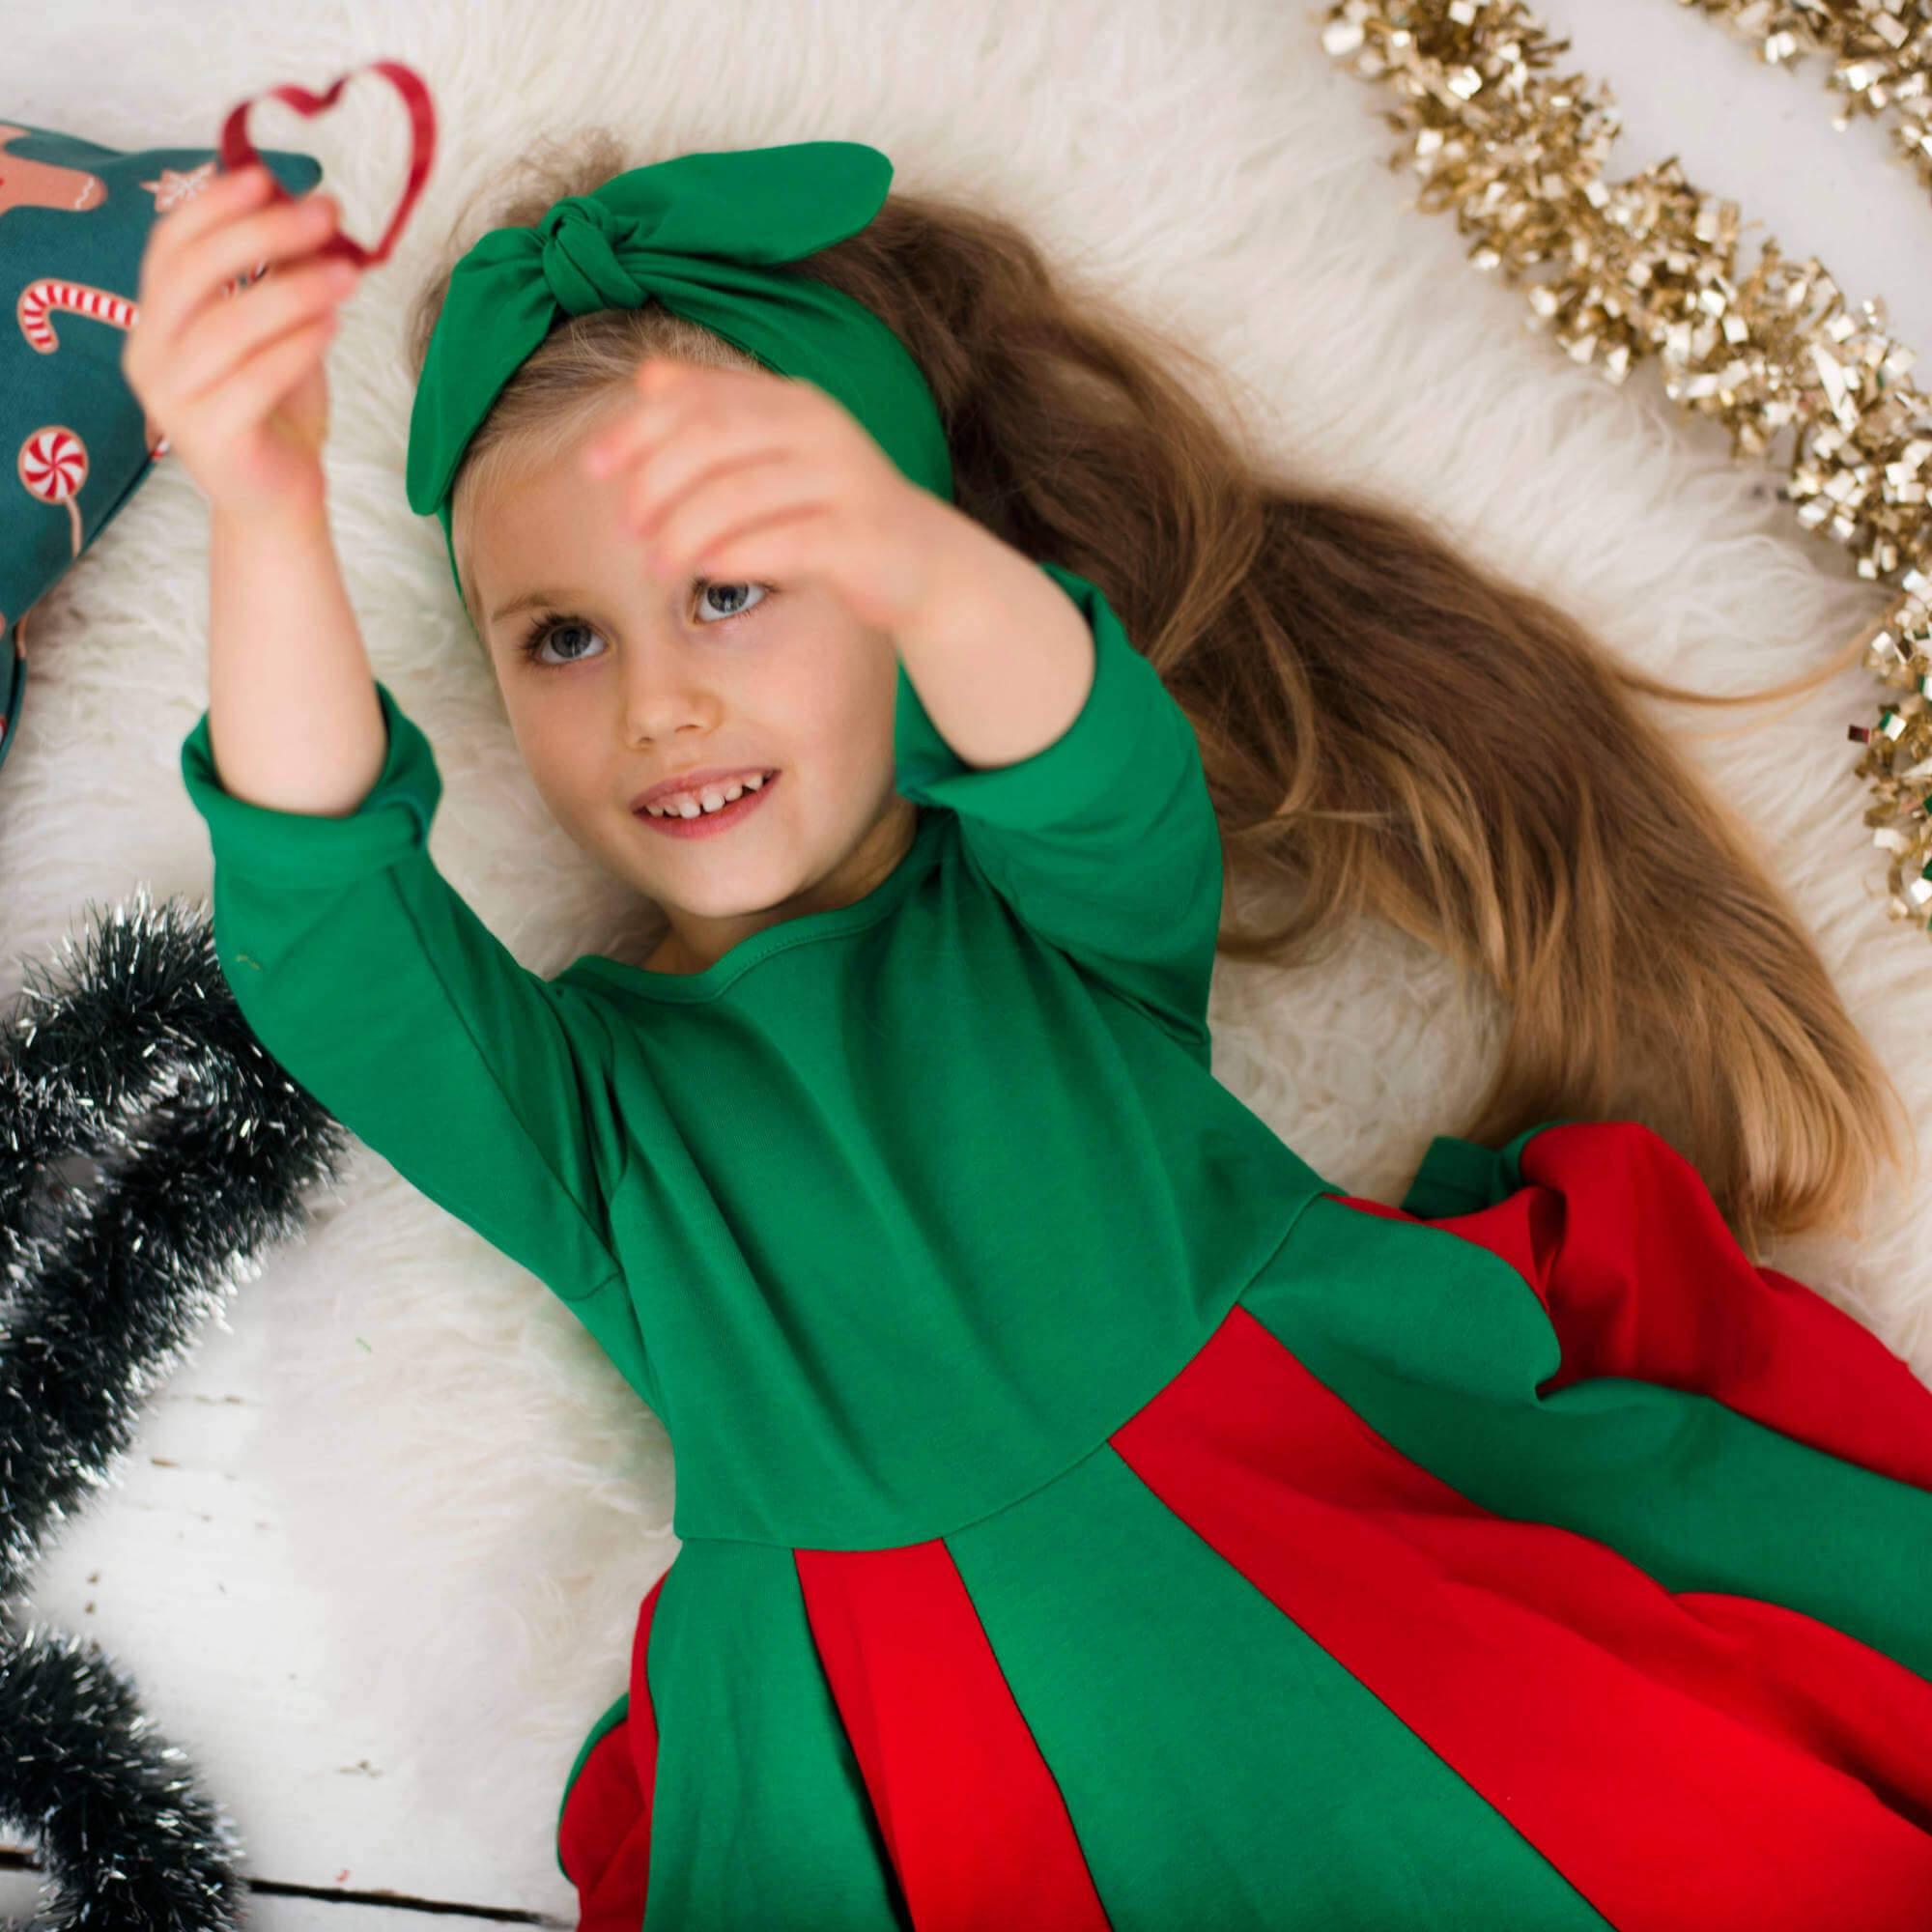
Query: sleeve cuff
893,559,1150,827
1398,1119,1589,1219
180,679,441,884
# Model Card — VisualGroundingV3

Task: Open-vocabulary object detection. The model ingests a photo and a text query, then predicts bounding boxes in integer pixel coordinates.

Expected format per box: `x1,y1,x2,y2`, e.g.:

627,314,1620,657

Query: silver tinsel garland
0,889,351,1927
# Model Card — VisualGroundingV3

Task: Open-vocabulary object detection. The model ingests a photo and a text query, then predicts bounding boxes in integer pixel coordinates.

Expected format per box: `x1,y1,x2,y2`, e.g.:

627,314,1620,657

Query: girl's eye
695,580,768,624
517,581,772,668
517,612,604,668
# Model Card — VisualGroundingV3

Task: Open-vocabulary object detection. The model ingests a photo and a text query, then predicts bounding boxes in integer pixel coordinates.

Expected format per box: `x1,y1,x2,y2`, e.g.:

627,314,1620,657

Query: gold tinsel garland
1320,0,1932,933
1678,0,1932,182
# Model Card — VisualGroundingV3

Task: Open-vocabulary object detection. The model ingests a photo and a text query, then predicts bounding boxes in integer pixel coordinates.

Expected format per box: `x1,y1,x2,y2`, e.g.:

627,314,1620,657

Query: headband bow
405,139,955,622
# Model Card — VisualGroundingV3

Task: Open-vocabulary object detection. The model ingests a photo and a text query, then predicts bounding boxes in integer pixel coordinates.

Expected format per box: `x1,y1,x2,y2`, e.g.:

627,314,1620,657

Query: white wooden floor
0,1884,556,1931
1,1301,579,1927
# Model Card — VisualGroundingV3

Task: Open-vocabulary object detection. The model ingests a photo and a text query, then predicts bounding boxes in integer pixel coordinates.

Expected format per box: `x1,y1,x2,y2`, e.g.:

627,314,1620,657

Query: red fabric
1356,1119,1932,1490
217,59,434,268
557,1572,665,1927
795,1540,1112,1931
1112,1297,1932,1931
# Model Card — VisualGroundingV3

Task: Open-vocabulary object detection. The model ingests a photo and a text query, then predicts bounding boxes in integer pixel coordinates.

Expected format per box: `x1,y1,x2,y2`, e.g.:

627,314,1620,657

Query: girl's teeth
649,771,770,816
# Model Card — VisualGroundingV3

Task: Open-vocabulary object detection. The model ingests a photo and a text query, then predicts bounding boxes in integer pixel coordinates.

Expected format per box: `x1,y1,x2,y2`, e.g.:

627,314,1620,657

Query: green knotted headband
404,138,956,628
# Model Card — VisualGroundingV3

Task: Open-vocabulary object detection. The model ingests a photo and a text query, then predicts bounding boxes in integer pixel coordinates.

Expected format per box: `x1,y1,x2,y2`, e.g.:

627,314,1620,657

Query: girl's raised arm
136,166,650,1387
122,159,384,812
180,676,645,1346
206,499,386,816
895,561,1224,1064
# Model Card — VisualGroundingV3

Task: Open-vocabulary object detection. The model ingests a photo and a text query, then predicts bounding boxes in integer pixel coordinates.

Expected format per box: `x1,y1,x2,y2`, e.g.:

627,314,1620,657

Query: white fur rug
12,0,1932,1889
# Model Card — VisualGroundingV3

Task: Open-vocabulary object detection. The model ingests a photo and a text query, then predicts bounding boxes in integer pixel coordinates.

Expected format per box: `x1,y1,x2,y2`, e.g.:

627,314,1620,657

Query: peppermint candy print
18,423,87,556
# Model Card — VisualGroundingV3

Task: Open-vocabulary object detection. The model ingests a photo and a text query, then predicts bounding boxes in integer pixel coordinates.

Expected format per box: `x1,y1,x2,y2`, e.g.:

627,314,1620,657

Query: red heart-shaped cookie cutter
217,58,436,268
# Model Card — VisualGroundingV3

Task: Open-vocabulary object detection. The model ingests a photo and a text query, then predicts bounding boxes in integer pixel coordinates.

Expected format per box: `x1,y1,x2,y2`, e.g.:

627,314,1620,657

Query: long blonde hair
406,126,1914,1260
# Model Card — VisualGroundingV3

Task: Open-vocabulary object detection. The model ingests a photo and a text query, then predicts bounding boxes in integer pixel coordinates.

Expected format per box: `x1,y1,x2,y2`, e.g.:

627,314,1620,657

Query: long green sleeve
180,685,631,1308
891,559,1223,1060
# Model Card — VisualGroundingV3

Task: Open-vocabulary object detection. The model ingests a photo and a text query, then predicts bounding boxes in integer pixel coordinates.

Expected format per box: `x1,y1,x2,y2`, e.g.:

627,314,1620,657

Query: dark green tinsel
0,888,350,1928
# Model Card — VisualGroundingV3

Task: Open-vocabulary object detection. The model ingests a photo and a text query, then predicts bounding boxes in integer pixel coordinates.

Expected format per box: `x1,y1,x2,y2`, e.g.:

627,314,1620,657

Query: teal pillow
0,123,324,781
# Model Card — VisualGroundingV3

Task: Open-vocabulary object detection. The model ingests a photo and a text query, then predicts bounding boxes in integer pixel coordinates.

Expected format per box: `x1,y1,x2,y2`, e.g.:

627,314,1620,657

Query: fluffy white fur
13,0,1931,1887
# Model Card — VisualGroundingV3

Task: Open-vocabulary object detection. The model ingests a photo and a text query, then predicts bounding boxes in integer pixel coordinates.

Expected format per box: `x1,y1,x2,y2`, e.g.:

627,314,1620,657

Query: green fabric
1397,1120,1583,1219
943,1431,1614,1931
404,138,955,626
639,1541,910,1927
1246,1188,1932,1684
177,687,657,1408
180,559,1336,1548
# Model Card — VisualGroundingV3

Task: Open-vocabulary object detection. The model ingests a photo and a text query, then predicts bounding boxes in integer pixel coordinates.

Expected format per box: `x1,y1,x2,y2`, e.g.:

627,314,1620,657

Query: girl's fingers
585,359,809,494
671,500,834,589
639,451,830,579
129,166,271,387
582,363,693,479
199,310,336,448
623,412,803,544
584,381,715,497
696,500,923,637
142,163,273,286
172,256,358,406
148,190,342,356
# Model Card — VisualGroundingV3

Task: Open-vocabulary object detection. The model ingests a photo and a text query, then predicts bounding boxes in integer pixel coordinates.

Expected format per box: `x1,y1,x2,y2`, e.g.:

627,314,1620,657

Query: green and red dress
182,562,1932,1930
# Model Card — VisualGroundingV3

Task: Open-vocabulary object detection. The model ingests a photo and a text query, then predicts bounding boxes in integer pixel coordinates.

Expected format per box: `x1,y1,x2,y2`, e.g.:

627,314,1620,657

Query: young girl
134,129,1932,1928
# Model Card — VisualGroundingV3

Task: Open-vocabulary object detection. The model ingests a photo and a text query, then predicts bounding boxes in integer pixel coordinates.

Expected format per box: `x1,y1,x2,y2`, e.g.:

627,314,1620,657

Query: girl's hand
124,163,363,526
581,357,964,639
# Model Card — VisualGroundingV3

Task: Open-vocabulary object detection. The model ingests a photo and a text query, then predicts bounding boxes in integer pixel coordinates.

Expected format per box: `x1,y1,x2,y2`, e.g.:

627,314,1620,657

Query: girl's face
465,395,919,974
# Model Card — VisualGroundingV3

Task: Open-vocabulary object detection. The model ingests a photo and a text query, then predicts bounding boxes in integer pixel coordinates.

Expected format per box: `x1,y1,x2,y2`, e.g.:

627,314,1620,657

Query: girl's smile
634,768,782,838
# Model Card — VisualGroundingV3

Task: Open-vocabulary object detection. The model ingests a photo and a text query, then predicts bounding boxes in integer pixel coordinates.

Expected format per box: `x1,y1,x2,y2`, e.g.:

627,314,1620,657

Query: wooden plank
0,1858,568,1926
6,1297,580,1922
